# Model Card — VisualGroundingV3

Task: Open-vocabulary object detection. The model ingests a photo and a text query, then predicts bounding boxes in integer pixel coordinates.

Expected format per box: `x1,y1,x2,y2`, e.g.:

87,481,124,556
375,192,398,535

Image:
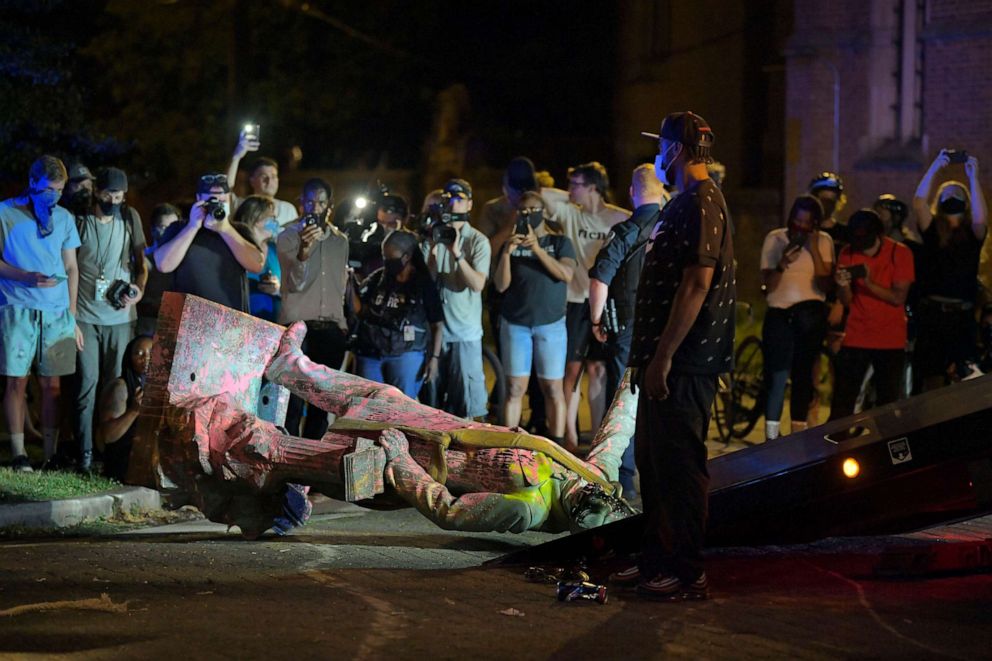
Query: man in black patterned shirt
610,112,735,601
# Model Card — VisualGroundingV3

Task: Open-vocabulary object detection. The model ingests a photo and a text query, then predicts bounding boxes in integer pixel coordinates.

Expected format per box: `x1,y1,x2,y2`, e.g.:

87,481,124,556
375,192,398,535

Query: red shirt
838,239,915,350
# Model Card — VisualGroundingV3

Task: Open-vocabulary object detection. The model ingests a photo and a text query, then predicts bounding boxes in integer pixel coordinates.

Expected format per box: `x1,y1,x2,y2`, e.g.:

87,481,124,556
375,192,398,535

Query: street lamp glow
354,196,368,210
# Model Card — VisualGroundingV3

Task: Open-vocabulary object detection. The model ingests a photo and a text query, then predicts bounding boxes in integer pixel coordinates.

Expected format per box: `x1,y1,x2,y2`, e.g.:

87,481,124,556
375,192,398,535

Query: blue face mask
264,217,280,237
653,144,680,187
30,188,62,235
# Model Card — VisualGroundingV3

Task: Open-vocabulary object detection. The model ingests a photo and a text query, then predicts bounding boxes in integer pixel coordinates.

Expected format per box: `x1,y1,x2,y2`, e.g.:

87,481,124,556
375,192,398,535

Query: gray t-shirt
76,210,145,325
421,223,491,343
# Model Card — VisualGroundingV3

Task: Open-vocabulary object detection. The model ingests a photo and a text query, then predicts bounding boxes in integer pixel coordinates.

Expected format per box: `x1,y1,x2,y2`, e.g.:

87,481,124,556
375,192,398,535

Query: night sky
1,0,619,194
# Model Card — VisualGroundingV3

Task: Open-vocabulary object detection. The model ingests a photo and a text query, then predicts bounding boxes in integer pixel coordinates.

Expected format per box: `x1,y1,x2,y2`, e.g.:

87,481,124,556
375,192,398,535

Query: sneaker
609,565,641,587
637,572,710,602
681,572,710,601
636,573,682,600
11,455,33,472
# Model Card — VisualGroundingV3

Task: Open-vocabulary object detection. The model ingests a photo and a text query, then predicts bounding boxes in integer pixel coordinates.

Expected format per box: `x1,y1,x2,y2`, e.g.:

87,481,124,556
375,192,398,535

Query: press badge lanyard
91,215,118,300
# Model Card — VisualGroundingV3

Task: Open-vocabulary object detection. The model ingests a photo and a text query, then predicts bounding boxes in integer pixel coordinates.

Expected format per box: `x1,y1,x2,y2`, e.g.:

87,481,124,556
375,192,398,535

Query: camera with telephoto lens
425,192,459,245
203,197,227,221
106,279,138,310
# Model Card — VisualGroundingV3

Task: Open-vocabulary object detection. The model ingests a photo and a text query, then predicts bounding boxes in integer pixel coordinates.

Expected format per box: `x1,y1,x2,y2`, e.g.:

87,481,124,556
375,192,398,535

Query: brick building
785,0,992,281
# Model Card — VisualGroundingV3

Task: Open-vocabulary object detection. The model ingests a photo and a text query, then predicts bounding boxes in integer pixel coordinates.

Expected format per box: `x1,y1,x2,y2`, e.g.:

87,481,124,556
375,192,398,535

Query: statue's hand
378,428,410,461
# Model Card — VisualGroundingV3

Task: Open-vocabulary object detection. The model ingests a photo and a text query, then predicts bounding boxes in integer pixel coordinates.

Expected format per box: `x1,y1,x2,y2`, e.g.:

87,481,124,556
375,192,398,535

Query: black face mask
66,189,92,211
524,209,544,229
938,197,967,216
384,257,406,277
98,199,121,216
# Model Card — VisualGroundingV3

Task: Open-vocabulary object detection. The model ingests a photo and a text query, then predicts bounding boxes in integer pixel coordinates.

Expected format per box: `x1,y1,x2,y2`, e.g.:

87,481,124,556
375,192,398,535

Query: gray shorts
437,339,488,419
0,305,77,377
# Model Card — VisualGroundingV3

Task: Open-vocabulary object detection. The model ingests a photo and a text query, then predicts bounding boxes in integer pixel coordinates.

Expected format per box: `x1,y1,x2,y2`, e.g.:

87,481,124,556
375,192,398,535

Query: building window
866,0,925,152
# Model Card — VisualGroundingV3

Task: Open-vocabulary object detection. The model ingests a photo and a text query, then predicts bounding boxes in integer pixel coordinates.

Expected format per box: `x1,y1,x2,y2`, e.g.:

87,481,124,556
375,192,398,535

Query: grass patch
0,468,121,504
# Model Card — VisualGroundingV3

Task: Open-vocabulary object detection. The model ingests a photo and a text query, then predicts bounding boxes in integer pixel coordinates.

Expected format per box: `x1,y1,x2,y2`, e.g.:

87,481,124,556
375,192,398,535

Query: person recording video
277,178,350,439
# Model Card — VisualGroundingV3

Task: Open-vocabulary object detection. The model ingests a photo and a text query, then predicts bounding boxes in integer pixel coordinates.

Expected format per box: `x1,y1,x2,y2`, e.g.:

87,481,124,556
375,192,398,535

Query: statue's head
568,483,636,532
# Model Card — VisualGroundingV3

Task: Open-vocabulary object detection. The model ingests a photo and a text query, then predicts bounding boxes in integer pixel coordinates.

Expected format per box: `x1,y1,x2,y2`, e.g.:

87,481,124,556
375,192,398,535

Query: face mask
98,199,120,216
31,188,61,211
384,257,406,277
939,197,967,216
525,209,544,229
653,144,680,187
264,217,280,237
151,225,167,243
66,189,91,210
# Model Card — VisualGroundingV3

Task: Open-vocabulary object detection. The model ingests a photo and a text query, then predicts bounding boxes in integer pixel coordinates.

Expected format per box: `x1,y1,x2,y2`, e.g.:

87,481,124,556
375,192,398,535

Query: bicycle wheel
482,345,506,425
711,373,733,443
731,336,764,438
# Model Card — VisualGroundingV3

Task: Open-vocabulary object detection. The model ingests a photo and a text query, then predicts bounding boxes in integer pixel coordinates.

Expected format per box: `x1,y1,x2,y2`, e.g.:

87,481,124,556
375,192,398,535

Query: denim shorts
0,305,77,377
499,317,567,380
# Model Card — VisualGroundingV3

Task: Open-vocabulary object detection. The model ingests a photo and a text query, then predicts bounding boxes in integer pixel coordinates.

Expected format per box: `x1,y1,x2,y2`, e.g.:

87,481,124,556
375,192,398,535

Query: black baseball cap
443,178,472,200
378,194,408,217
197,173,230,195
641,111,715,149
847,209,884,251
505,157,537,192
68,162,95,182
96,167,128,193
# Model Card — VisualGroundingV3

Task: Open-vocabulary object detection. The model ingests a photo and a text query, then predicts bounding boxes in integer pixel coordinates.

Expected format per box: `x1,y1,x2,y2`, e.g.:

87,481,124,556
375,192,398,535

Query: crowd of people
1,127,987,479
760,151,987,440
5,110,985,603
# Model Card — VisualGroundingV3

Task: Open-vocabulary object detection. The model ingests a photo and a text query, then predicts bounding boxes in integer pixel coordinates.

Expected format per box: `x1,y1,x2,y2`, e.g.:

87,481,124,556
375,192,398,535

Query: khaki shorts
0,305,77,377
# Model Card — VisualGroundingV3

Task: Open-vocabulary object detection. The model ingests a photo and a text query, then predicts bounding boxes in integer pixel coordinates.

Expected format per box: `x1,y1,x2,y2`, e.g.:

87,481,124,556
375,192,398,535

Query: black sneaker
11,455,33,472
608,565,641,587
636,573,682,601
681,572,710,601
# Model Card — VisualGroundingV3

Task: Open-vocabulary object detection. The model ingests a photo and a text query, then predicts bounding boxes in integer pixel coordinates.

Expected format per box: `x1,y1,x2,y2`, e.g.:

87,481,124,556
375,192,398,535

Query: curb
0,487,162,529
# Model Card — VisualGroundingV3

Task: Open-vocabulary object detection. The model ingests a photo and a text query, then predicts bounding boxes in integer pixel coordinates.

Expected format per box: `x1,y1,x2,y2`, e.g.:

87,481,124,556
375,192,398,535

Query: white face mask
653,143,680,187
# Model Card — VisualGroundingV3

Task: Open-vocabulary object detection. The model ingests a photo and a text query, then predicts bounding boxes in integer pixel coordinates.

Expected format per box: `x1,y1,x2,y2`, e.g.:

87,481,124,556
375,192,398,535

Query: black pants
913,301,976,389
284,323,347,439
828,347,904,421
762,301,827,422
635,373,717,582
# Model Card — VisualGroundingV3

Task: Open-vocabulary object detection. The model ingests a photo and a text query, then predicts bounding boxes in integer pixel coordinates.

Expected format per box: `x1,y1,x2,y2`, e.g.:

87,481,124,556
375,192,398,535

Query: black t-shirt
628,179,736,375
499,233,576,327
356,268,444,356
159,221,249,312
916,223,982,301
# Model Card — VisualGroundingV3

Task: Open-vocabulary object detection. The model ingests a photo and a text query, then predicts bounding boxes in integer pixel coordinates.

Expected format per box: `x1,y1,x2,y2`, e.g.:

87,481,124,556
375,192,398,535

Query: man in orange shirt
829,209,915,422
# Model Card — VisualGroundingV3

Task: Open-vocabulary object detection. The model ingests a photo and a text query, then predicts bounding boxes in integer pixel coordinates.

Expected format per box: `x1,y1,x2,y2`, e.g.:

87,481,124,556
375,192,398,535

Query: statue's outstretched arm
379,429,551,533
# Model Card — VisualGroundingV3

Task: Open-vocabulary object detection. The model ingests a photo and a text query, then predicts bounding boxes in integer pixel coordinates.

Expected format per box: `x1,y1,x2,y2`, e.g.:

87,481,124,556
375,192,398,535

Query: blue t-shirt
248,241,282,322
0,198,81,311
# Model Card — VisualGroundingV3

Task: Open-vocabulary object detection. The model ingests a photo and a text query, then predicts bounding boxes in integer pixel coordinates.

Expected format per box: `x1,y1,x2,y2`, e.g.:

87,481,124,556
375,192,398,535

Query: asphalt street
2,499,991,659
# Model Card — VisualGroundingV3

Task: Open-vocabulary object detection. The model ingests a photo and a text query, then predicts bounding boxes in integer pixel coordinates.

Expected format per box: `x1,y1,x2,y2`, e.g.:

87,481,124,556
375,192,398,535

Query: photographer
277,178,350,439
588,163,667,496
154,173,265,312
422,179,491,419
352,230,444,398
906,150,987,392
493,191,576,445
828,210,914,423
346,192,408,279
72,167,148,472
759,194,832,439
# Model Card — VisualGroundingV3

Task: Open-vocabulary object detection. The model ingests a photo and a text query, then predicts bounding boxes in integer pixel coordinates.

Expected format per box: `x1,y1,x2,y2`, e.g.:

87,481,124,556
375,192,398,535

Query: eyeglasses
199,174,228,185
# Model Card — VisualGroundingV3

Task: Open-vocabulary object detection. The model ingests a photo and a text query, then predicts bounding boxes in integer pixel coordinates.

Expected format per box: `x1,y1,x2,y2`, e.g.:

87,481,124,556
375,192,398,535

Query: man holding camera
422,179,491,419
828,209,914,423
277,178,350,439
72,167,148,472
155,173,265,313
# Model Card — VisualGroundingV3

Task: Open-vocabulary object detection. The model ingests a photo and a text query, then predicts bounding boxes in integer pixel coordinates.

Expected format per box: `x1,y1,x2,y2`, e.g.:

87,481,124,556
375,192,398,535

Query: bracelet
591,321,603,327
452,253,464,262
431,354,441,359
